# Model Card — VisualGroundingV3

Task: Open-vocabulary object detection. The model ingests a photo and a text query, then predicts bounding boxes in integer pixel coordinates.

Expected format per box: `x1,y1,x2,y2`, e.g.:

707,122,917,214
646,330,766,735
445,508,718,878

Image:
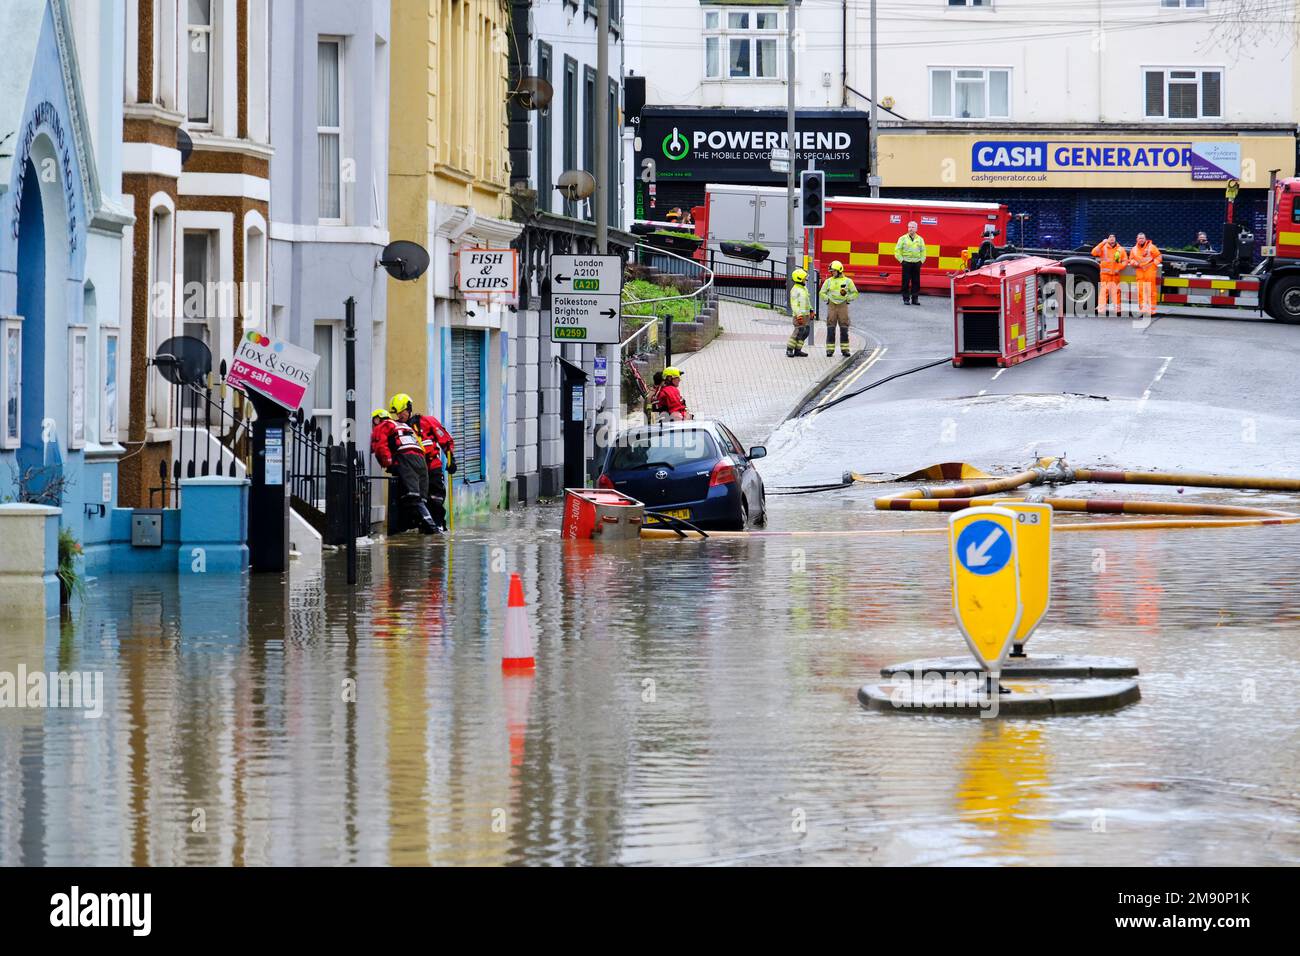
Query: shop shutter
450,329,484,482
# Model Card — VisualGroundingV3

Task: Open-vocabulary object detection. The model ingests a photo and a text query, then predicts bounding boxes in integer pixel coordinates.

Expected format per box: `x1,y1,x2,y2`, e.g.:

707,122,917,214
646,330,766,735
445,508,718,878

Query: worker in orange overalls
1090,233,1129,318
1129,232,1163,318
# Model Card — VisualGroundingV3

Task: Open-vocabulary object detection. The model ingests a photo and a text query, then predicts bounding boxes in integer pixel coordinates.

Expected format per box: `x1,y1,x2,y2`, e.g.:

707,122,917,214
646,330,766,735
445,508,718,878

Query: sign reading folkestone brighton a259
550,254,623,344
227,331,321,411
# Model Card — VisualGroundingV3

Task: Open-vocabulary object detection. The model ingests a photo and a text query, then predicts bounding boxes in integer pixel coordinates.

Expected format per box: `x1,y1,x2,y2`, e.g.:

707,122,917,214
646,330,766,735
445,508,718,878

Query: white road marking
808,346,886,419
1137,356,1173,413
961,388,987,415
991,368,1006,381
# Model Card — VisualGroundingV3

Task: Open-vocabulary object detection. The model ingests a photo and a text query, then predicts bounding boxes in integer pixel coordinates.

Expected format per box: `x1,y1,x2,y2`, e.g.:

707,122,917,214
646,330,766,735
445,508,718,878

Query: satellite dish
378,240,430,281
514,75,554,112
556,169,597,202
154,335,212,386
177,127,194,165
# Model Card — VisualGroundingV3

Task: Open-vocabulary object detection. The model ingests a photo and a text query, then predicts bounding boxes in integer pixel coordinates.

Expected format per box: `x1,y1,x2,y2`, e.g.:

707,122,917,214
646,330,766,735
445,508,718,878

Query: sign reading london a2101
458,248,517,298
226,330,321,412
550,254,624,344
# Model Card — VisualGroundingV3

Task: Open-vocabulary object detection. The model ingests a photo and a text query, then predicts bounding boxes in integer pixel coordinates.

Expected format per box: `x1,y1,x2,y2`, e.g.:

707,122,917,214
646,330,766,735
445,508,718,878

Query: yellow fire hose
1070,468,1300,493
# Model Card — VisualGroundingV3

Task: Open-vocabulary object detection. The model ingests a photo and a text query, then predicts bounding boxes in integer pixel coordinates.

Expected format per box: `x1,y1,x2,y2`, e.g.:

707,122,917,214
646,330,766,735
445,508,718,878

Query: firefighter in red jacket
657,367,691,420
397,395,457,532
370,400,437,534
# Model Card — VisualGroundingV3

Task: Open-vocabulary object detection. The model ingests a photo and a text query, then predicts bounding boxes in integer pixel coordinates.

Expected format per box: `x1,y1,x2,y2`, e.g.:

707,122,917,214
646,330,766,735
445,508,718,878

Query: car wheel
754,492,768,527
731,499,750,532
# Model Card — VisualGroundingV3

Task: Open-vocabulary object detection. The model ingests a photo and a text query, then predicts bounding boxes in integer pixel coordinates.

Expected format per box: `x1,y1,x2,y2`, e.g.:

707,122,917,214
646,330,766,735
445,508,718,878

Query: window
318,39,343,222
704,7,781,81
449,329,484,483
608,80,619,227
187,0,213,125
307,322,337,442
563,56,577,214
68,328,87,450
583,66,596,221
930,68,1010,119
182,232,214,350
1,318,20,449
101,329,119,443
1144,68,1222,119
537,42,552,214
1161,0,1206,8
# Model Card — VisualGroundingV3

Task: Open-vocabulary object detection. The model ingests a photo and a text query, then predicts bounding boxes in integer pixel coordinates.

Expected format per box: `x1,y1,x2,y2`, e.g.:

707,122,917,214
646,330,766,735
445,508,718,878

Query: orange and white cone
502,573,535,671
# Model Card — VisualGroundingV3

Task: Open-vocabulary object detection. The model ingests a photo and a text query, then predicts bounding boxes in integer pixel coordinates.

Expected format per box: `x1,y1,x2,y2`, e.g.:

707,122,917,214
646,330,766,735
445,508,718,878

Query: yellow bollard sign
989,500,1053,646
949,506,1023,671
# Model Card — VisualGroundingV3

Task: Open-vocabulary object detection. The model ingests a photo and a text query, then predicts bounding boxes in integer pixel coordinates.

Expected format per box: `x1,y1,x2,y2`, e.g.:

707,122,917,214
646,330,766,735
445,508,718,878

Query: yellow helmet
388,393,413,416
791,268,807,284
371,408,390,421
830,260,844,273
663,366,683,378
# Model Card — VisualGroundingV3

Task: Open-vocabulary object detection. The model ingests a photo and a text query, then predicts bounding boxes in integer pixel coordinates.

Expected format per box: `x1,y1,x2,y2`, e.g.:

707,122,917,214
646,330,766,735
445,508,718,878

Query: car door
716,424,758,510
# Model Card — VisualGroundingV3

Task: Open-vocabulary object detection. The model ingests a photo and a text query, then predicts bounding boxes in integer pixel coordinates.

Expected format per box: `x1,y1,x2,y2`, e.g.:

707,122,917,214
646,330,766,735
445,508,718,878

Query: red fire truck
688,184,1009,295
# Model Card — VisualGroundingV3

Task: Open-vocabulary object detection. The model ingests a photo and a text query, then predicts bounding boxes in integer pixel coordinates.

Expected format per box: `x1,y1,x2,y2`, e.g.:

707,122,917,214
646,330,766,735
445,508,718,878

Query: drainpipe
841,0,847,108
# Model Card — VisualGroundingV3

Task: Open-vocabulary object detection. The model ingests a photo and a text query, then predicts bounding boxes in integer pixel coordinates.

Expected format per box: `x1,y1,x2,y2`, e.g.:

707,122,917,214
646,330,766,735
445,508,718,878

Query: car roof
613,420,727,440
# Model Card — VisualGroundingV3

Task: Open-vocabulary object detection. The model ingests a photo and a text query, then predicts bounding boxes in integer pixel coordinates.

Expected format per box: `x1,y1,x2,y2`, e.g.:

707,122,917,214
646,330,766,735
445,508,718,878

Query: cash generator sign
971,140,1242,180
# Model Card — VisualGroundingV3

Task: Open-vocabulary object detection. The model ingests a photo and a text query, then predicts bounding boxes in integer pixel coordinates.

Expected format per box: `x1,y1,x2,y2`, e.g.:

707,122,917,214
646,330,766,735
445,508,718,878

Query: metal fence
706,250,787,310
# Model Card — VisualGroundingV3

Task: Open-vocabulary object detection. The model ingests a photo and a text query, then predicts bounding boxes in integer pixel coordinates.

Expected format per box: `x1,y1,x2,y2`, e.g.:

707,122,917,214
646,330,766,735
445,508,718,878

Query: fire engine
687,183,1009,294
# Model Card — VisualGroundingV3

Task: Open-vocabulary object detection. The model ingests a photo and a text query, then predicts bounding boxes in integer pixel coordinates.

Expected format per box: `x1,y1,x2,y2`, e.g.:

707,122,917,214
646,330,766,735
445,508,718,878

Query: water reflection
0,498,1297,865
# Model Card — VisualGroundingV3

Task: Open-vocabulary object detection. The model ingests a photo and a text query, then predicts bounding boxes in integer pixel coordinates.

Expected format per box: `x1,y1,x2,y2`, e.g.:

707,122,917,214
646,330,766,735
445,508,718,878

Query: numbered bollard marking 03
989,500,1053,648
949,506,1023,672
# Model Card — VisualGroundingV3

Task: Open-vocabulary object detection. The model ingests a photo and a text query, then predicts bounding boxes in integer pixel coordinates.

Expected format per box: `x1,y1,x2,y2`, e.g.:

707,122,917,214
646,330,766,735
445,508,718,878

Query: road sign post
550,254,624,344
949,506,1023,698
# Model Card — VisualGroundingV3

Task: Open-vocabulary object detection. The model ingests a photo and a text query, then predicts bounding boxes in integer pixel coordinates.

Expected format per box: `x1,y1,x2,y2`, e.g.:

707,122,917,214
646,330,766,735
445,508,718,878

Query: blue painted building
0,0,132,571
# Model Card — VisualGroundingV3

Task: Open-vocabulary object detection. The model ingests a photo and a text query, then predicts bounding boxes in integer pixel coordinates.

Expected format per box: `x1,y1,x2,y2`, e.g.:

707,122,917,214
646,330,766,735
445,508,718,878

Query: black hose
800,357,951,417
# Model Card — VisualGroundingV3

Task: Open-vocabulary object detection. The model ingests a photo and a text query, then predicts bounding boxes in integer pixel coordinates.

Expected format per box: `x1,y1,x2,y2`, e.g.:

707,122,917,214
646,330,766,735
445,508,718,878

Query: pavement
674,298,874,447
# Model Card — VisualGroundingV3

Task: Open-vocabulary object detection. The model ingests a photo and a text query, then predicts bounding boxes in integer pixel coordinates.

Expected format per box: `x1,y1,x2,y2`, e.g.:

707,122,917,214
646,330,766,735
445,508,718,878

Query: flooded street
3,487,1297,866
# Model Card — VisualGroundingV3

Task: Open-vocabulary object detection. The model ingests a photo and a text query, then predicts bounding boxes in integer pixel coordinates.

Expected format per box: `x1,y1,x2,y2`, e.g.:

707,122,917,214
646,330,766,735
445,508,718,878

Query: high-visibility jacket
1129,240,1162,277
410,413,454,469
894,233,926,263
658,384,689,419
819,275,859,304
789,283,812,316
1091,240,1129,277
370,418,425,469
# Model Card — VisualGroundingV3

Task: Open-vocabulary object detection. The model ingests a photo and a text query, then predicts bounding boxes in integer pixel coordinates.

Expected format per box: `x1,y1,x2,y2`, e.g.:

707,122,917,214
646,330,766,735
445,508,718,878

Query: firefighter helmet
663,366,683,379
388,393,414,416
830,260,844,274
371,408,390,421
791,268,808,284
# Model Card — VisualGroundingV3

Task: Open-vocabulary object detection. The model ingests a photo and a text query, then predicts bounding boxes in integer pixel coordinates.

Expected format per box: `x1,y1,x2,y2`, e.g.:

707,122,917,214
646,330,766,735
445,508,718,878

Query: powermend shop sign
638,107,870,185
878,133,1296,189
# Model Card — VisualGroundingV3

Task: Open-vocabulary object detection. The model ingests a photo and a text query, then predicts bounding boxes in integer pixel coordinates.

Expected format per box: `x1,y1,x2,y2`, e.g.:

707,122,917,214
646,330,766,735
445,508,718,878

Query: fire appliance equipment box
951,256,1067,367
561,488,646,541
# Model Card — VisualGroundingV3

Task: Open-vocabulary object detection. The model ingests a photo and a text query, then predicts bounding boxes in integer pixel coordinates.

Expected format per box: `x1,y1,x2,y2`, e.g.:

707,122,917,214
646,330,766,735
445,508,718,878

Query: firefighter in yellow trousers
819,260,858,357
1129,233,1162,318
1090,233,1129,317
786,268,812,358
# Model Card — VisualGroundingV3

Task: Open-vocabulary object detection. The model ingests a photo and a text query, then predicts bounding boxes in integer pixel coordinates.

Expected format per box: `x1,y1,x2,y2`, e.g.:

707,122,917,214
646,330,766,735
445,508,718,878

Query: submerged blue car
597,420,767,530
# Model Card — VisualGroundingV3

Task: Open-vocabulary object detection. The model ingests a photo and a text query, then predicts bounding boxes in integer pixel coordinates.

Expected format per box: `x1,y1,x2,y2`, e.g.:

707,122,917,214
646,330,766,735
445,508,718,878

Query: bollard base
858,677,1141,717
880,654,1138,679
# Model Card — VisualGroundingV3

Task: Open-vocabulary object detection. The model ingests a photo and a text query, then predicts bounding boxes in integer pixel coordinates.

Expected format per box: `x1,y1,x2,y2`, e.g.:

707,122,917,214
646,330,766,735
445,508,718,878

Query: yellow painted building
388,0,522,514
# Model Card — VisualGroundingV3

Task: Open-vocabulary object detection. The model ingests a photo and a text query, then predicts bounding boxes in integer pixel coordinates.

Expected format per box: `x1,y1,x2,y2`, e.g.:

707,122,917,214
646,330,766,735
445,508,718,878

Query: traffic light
800,170,825,228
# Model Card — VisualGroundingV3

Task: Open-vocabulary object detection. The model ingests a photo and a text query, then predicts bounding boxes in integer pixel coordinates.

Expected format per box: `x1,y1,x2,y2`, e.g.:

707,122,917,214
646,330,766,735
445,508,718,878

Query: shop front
634,106,870,220
876,128,1297,251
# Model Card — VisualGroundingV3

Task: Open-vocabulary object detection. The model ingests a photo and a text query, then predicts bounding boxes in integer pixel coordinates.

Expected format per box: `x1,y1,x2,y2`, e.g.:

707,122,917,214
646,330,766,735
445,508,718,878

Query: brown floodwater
1,487,1297,865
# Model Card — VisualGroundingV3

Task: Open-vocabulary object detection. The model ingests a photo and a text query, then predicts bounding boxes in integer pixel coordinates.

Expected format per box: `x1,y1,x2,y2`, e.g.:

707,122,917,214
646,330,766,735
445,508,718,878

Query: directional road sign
989,500,1053,646
949,506,1023,671
551,254,623,344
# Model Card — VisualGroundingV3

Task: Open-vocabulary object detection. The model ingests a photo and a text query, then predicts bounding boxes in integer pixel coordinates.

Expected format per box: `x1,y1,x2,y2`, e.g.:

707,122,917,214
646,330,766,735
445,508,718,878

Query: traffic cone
503,672,534,768
502,573,535,671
